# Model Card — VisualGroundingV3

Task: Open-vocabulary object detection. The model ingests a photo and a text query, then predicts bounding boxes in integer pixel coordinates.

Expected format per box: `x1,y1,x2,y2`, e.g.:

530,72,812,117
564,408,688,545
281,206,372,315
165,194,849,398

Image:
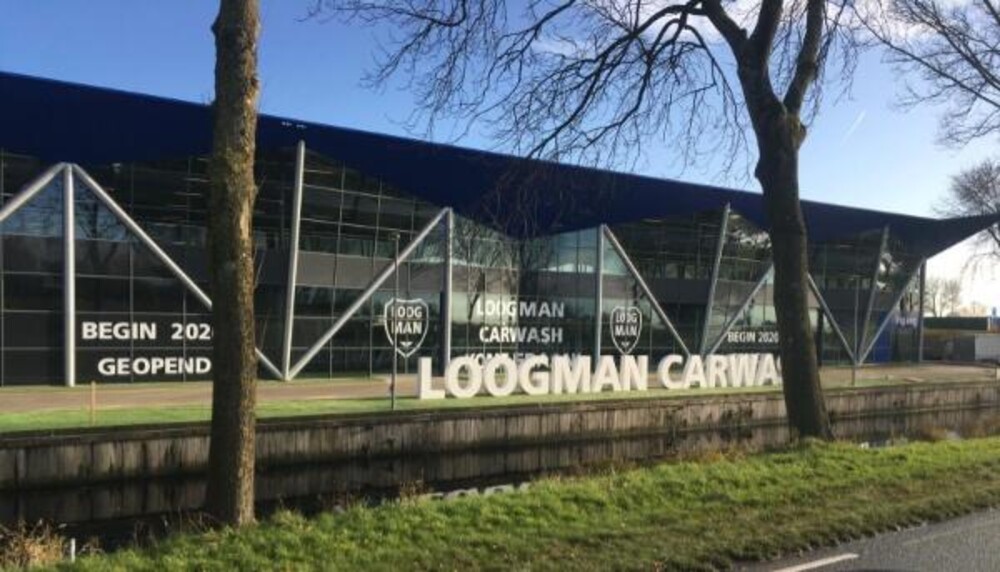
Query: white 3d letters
417,357,444,399
418,353,781,399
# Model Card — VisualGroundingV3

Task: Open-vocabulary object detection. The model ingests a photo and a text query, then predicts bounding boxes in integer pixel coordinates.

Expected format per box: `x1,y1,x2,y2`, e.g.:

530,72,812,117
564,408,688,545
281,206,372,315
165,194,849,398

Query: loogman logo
609,305,642,354
383,298,429,358
416,353,782,399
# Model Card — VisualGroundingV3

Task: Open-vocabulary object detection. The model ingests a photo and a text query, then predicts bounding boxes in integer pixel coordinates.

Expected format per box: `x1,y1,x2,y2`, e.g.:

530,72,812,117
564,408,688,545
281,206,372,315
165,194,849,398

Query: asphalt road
747,508,1000,571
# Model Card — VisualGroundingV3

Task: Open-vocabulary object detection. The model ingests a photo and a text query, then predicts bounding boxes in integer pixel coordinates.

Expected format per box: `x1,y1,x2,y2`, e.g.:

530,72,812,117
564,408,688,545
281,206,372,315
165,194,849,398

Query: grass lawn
0,367,992,435
0,385,780,435
40,437,1000,571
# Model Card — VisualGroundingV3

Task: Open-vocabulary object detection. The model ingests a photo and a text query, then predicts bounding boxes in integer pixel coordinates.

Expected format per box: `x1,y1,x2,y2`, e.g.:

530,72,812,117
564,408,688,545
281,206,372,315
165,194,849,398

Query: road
748,508,1000,571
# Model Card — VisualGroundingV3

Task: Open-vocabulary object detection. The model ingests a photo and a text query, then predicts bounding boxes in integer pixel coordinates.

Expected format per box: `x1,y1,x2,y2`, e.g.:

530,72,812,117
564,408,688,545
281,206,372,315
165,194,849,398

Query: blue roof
1,71,996,256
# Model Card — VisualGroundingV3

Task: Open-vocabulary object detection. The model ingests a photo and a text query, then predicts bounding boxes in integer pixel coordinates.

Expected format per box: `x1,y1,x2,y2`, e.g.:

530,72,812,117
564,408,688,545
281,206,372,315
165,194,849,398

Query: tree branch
783,0,825,114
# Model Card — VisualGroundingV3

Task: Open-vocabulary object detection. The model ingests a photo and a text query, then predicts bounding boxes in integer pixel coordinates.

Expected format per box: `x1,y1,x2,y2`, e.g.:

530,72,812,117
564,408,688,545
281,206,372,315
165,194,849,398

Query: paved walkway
0,363,994,414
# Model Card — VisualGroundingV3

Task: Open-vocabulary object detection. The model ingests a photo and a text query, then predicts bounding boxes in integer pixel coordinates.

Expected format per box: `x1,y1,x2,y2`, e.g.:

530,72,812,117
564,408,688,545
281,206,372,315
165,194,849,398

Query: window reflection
0,146,932,384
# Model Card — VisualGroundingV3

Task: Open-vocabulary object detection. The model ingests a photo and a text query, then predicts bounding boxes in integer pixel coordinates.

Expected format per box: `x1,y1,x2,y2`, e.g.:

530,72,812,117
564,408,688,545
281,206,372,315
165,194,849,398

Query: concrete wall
2,381,998,491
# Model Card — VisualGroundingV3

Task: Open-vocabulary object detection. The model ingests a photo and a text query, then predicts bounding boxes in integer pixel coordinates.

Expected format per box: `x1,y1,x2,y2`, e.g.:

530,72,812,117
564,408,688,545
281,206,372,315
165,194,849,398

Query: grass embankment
44,437,1000,571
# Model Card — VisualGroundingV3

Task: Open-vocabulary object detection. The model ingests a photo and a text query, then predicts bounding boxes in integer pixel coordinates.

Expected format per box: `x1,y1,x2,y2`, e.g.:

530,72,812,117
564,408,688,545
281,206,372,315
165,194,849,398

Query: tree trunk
753,109,833,439
205,0,261,526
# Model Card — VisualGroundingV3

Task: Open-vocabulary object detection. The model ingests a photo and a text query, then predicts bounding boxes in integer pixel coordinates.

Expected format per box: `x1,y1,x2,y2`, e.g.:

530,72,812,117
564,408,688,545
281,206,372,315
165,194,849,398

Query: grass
36,437,1000,571
0,367,992,435
0,523,67,570
0,384,779,435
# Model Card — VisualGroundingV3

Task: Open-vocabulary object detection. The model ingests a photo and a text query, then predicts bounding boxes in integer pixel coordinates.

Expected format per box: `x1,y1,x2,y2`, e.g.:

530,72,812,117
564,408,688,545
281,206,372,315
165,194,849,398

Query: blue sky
1,1,996,307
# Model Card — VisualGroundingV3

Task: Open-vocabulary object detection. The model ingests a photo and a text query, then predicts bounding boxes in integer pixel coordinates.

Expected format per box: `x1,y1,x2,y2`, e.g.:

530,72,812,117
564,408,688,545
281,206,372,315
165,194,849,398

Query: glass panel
704,211,773,351
808,229,884,355
861,231,923,359
290,222,447,377
1,175,63,237
74,175,128,241
609,210,722,350
602,230,686,359
713,271,781,354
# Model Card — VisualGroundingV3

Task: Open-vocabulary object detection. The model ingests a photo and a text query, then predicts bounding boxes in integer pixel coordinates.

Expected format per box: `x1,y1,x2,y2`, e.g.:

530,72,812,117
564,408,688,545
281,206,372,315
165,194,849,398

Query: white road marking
770,553,859,572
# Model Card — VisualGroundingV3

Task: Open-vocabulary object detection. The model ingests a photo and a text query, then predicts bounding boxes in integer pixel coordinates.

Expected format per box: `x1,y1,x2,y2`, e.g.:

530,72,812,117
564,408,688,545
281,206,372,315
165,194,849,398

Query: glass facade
0,147,928,386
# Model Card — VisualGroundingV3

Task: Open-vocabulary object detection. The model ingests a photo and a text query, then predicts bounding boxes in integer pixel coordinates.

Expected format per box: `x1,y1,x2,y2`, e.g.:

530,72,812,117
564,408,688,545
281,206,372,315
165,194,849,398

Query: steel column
72,165,284,379
391,233,400,410
594,226,604,362
602,226,691,357
806,273,857,365
442,208,453,370
858,258,926,365
287,208,449,380
700,203,730,355
63,166,76,387
917,261,926,363
281,141,305,380
705,264,774,356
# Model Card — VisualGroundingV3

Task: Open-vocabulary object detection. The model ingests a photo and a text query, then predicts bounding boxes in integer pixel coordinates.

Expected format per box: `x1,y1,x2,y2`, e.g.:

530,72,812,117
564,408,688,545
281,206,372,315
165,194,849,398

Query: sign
96,356,211,377
384,298,429,358
724,328,779,346
609,305,642,354
79,320,213,378
416,352,781,399
474,298,565,345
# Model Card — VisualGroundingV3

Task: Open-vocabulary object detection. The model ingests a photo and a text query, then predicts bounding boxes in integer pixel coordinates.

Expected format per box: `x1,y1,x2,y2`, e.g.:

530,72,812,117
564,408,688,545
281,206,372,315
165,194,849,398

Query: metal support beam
858,258,925,365
63,166,76,387
700,203,730,355
72,165,284,379
602,226,691,357
917,261,926,363
807,273,857,365
281,141,305,380
705,264,774,356
442,208,453,371
860,226,890,357
287,207,449,380
594,226,604,363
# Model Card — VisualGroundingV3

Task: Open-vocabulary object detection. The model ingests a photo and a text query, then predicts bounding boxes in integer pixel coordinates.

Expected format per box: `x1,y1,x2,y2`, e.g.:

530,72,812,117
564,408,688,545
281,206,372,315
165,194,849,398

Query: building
1,71,997,386
923,317,1000,363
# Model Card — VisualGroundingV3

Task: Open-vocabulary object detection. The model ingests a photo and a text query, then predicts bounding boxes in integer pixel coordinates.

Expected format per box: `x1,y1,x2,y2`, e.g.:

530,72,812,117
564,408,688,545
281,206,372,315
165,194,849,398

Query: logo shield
609,305,643,355
383,298,429,358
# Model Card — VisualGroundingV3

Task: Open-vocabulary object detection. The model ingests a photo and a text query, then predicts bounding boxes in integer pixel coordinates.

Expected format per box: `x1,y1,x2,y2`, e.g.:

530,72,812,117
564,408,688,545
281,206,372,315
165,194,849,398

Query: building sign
474,299,565,344
416,352,781,399
609,305,642,354
383,298,429,358
80,320,213,377
724,328,779,347
894,313,919,328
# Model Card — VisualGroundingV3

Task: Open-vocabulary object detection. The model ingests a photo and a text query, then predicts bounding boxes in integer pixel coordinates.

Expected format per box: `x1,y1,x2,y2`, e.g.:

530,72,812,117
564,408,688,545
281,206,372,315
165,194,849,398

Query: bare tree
863,0,1000,146
940,278,962,316
922,275,943,317
206,0,261,526
311,0,862,438
938,159,1000,269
